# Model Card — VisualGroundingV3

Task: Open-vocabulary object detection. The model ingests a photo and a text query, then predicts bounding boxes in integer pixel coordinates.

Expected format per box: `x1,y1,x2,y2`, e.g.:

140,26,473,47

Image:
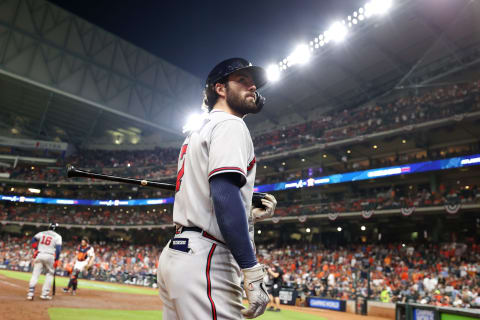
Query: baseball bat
66,165,267,207
53,268,56,296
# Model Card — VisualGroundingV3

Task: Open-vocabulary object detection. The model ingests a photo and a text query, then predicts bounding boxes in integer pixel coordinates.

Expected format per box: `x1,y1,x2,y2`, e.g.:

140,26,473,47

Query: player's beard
225,85,262,115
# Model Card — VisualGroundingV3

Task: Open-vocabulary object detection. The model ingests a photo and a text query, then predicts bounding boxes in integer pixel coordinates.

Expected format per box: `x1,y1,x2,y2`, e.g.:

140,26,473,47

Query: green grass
48,308,162,320
0,270,157,295
47,308,327,320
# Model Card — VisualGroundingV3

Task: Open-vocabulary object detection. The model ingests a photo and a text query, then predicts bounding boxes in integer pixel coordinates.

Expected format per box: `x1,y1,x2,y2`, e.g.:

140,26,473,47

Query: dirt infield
0,273,391,320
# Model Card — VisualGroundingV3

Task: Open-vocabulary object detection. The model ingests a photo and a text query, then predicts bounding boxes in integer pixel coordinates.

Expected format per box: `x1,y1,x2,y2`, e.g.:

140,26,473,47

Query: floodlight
359,14,365,21
326,21,348,43
365,0,393,16
289,44,311,65
353,19,358,24
306,228,311,233
361,225,366,231
337,227,342,232
267,64,281,82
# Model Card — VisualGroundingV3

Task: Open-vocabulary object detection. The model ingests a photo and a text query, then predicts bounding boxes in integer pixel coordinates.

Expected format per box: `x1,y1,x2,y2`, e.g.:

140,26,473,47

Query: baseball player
157,58,277,319
63,236,94,295
27,222,62,300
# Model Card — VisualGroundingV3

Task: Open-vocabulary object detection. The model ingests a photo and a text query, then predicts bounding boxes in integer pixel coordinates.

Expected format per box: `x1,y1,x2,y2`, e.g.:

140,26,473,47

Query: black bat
53,267,56,296
66,165,267,208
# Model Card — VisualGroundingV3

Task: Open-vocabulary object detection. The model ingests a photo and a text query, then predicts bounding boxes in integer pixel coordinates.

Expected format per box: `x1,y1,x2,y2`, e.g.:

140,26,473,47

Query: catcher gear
252,193,277,222
241,264,270,319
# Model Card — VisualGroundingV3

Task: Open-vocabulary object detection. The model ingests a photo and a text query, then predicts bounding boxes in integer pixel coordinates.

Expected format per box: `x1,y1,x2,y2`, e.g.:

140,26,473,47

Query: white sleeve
34,232,42,241
56,234,62,246
208,120,249,186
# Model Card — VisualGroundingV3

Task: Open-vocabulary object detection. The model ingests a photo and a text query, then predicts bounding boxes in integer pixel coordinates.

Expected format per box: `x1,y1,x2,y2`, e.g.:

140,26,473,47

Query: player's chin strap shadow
255,92,266,110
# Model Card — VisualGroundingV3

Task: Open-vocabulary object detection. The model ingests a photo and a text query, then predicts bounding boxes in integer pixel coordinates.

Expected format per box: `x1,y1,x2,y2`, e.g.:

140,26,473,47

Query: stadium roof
0,0,479,147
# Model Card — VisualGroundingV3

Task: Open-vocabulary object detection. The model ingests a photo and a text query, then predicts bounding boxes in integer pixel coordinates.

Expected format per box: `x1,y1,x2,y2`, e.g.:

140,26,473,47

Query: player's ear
215,82,226,99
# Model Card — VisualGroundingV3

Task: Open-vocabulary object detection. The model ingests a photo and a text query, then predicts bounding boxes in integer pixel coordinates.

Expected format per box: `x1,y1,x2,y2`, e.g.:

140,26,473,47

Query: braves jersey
33,230,62,255
173,110,256,243
76,245,95,262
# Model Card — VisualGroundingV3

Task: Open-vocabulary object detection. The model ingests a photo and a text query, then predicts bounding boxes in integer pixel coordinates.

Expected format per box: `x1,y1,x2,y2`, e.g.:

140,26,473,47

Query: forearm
210,174,257,269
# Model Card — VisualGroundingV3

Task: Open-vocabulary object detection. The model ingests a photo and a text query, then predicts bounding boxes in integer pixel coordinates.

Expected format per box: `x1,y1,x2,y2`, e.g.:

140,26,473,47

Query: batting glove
53,260,60,268
33,250,39,259
251,194,277,222
241,264,270,319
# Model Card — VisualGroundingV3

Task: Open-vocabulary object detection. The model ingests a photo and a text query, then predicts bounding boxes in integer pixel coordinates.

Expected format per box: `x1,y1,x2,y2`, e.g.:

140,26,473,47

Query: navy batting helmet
205,58,268,89
203,58,267,111
48,222,58,231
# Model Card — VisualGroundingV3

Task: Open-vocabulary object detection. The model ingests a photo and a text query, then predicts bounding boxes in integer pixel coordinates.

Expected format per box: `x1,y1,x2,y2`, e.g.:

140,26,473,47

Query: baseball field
0,270,390,320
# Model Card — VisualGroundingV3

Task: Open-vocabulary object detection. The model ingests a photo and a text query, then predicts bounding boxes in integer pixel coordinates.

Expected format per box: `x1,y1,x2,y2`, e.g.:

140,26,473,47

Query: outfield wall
396,302,480,320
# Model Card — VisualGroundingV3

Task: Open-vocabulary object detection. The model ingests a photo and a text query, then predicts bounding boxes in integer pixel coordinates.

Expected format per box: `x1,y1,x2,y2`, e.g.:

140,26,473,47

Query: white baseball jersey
173,110,256,243
33,230,62,255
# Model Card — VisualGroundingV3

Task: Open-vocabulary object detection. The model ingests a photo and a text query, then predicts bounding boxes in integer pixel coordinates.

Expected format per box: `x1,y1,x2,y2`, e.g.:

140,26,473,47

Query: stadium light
361,225,366,231
183,112,207,133
266,64,281,82
365,0,393,16
337,227,342,232
306,228,311,233
258,230,262,234
326,21,348,43
28,188,41,194
289,44,311,66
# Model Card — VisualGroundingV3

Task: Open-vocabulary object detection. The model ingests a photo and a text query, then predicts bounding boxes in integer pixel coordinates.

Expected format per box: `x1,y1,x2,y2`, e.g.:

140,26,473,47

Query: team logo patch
169,238,190,253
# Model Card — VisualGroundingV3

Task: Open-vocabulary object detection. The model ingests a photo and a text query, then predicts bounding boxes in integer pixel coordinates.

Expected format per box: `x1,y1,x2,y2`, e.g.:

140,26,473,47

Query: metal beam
37,92,53,136
0,68,183,137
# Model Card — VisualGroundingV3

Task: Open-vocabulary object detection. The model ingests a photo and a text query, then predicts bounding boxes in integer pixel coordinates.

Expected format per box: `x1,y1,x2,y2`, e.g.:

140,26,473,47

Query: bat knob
66,164,75,178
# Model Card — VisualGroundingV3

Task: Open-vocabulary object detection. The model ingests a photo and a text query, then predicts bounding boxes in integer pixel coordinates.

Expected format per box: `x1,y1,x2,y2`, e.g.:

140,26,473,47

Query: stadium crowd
0,236,160,287
253,80,480,156
1,235,479,308
275,184,480,217
0,183,477,226
1,80,479,184
259,241,480,308
0,203,172,226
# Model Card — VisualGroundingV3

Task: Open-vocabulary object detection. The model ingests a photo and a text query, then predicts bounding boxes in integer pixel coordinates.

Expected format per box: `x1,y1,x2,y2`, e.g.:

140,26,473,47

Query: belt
175,226,225,245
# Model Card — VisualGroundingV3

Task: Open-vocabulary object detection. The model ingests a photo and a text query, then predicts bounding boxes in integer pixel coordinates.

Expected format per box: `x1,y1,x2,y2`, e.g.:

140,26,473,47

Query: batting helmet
48,222,58,231
203,58,267,111
206,58,268,89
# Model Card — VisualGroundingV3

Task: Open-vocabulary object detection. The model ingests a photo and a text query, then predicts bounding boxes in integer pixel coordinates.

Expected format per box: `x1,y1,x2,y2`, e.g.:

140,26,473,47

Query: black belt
175,226,225,245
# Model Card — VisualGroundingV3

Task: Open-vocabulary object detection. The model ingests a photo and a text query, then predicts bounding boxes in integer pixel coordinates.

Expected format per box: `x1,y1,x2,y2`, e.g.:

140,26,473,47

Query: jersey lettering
175,144,188,192
40,235,52,245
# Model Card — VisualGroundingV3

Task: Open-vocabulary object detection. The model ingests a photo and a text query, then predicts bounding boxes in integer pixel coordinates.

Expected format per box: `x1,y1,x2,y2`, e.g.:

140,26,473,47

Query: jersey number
175,144,188,192
40,236,52,245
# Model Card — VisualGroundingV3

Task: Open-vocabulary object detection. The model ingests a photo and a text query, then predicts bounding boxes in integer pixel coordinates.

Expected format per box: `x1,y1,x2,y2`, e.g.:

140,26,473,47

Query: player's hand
252,194,277,222
33,250,39,259
241,264,270,319
53,260,60,268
